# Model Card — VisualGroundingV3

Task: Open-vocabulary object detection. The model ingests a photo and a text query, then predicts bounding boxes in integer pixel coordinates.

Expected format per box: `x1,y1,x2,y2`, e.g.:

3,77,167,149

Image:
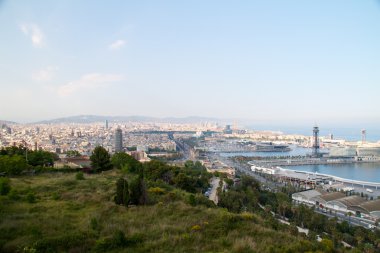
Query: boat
251,142,291,152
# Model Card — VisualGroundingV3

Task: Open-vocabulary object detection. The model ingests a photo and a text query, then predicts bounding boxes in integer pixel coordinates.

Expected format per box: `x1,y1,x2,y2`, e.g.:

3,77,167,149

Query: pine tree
115,177,129,206
129,175,147,205
90,146,112,172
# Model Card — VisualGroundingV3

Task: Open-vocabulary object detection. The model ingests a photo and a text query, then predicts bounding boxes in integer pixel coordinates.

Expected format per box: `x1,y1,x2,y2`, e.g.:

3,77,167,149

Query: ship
356,144,380,157
251,142,291,152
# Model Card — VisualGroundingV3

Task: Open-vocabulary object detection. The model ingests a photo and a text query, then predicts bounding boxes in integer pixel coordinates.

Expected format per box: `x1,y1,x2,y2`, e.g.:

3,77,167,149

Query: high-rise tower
115,128,123,152
105,120,109,130
312,125,320,157
361,129,366,144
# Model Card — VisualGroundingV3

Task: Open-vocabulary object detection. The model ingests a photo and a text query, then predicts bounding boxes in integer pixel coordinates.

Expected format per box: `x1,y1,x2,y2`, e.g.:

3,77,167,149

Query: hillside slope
0,170,324,253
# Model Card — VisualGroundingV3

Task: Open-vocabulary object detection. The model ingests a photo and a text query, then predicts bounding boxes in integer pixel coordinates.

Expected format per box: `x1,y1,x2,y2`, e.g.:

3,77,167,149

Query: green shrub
194,193,215,207
51,192,60,200
90,217,99,231
0,177,11,195
8,189,20,200
75,172,85,180
148,187,166,195
188,194,196,206
115,177,129,206
26,191,36,203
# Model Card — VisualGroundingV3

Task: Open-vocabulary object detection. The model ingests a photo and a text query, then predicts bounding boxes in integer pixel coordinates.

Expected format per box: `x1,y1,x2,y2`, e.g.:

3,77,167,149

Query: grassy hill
0,170,325,253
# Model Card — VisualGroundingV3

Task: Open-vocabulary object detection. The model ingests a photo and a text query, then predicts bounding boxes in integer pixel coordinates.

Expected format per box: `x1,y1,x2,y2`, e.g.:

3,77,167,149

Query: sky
0,0,380,125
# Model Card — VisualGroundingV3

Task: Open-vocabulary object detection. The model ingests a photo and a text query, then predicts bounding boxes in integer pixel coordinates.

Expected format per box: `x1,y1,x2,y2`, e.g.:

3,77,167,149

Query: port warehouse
292,189,380,220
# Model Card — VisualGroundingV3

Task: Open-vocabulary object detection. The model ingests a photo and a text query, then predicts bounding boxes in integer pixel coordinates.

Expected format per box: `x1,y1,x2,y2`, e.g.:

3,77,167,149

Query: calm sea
220,146,380,183
285,163,380,183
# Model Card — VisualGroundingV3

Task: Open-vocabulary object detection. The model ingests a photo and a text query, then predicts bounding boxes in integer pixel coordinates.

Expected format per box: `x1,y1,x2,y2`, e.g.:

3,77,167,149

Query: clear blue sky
0,0,379,125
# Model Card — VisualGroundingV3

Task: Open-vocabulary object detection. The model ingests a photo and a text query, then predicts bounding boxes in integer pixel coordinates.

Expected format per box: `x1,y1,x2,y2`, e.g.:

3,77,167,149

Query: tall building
105,120,109,130
223,125,233,134
115,128,123,152
361,129,366,144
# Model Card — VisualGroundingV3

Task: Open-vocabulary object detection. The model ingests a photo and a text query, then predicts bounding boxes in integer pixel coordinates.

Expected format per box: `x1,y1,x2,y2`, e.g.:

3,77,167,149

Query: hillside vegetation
0,169,332,253
1,148,379,252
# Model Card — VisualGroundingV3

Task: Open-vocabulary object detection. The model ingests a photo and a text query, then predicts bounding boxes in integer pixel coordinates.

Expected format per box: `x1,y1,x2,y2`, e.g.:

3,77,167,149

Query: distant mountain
34,115,226,124
0,120,17,125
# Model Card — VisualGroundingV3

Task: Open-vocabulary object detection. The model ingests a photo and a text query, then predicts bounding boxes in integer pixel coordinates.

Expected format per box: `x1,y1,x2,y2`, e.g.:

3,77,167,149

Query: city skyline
1,1,380,124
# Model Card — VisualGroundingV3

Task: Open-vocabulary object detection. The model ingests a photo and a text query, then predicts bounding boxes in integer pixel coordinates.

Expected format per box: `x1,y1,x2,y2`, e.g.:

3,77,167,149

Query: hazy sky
1,0,379,124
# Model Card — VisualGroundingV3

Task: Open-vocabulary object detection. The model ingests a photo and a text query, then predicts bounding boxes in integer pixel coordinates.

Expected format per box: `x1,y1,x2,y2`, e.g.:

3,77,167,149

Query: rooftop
293,189,325,200
329,195,367,207
354,199,380,213
318,192,346,202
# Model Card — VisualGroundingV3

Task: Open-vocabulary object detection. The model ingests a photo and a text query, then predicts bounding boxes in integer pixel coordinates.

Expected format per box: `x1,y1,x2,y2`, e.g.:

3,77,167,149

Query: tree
143,160,172,182
111,152,141,172
66,150,81,158
115,178,129,206
184,160,194,168
0,155,29,175
129,175,147,205
90,146,112,172
0,145,27,156
27,150,56,167
346,212,353,225
174,173,196,193
218,190,246,213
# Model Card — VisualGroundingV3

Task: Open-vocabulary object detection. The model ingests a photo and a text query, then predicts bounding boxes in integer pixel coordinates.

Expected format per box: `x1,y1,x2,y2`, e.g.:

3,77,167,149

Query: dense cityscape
2,116,380,251
2,1,380,252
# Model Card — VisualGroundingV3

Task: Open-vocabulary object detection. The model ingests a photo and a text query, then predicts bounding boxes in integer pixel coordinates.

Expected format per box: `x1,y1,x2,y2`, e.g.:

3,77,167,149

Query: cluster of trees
115,175,148,207
110,152,214,208
109,150,211,194
90,148,210,194
218,175,380,251
0,146,58,175
111,152,142,173
218,176,261,213
142,160,211,193
87,147,212,206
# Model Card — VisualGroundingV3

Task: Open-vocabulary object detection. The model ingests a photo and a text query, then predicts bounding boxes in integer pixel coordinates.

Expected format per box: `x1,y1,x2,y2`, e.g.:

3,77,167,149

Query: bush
75,172,85,180
90,217,99,231
191,225,201,231
8,189,20,200
148,187,166,195
114,178,129,206
188,194,196,206
0,177,11,195
51,192,60,200
26,191,36,203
